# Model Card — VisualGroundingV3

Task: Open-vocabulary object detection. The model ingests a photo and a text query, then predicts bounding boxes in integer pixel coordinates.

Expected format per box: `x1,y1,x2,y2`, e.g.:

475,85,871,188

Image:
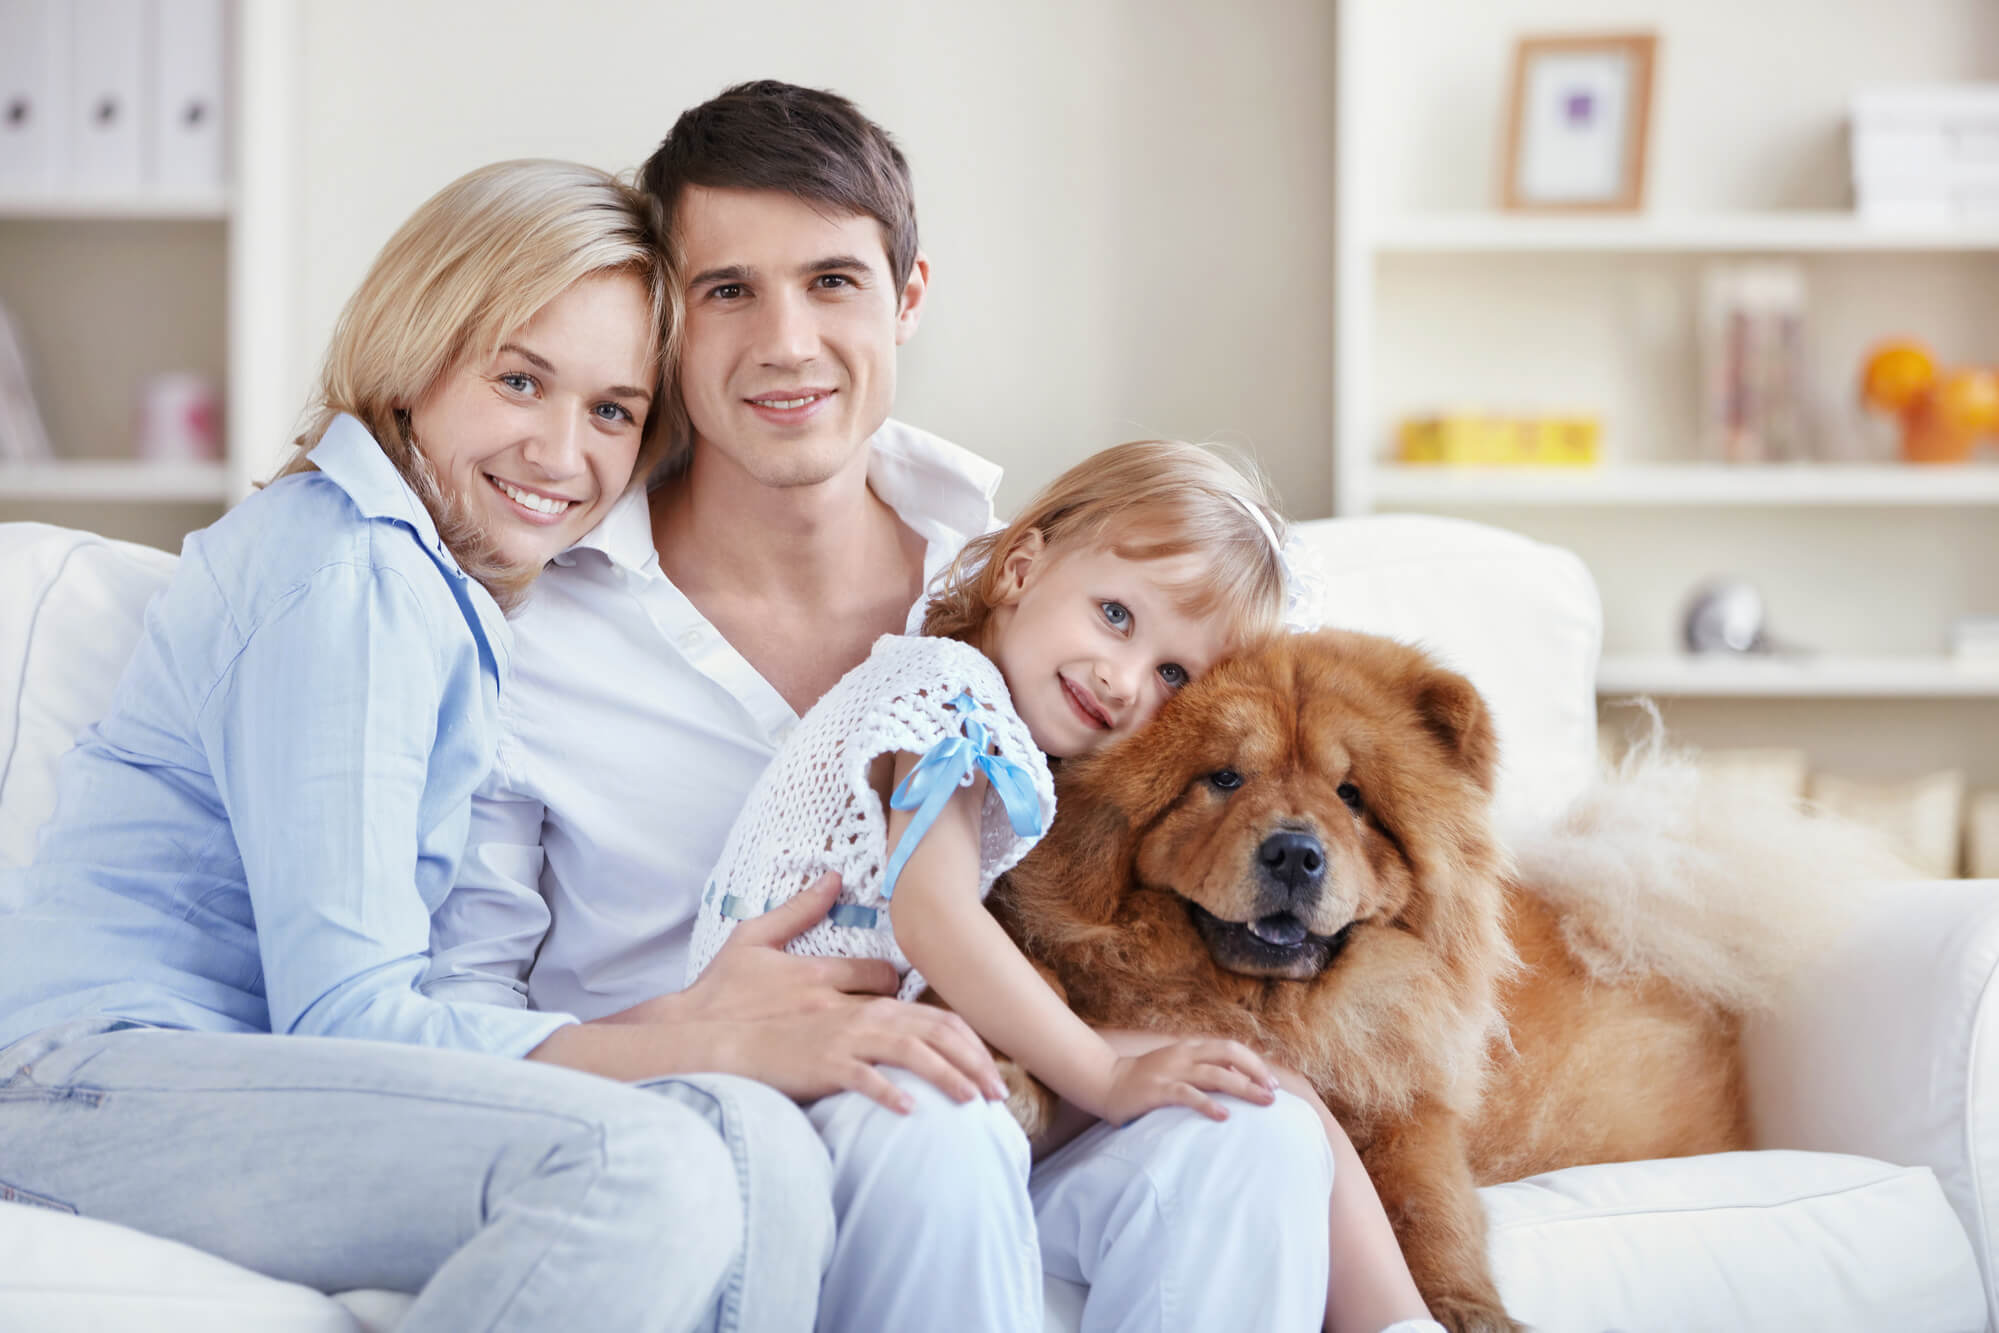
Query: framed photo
1500,33,1657,212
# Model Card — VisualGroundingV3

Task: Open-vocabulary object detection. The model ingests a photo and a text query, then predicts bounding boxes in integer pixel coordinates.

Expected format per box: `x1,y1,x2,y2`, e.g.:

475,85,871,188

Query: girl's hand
1100,1038,1280,1126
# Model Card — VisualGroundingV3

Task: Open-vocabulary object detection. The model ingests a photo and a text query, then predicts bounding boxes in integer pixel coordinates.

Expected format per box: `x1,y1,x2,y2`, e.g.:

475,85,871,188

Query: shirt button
677,628,703,652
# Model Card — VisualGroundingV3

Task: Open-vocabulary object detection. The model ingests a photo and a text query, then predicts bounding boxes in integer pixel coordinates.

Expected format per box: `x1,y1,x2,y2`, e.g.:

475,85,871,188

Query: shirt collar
308,413,454,568
554,417,1002,574
307,412,513,677
864,418,1002,544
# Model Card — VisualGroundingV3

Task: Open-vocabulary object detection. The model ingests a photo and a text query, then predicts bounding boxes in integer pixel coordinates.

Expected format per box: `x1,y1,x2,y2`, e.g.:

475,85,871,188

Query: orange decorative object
1901,393,1978,463
1860,339,1937,414
1932,367,1999,435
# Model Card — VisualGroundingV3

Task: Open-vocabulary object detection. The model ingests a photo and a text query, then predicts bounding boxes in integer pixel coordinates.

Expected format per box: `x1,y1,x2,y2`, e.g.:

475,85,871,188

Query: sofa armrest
1742,880,1999,1318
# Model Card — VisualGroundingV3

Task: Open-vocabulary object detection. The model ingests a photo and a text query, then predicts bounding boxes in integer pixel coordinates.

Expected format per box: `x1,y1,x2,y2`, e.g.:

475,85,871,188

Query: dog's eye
1336,781,1363,813
1208,769,1243,792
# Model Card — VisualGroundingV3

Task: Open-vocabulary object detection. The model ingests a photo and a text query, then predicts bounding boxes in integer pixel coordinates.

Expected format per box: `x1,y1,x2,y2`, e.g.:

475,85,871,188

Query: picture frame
1500,32,1657,212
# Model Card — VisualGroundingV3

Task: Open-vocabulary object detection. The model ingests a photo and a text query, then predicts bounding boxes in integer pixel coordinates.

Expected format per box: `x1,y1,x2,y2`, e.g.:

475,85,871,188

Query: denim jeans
0,1017,834,1333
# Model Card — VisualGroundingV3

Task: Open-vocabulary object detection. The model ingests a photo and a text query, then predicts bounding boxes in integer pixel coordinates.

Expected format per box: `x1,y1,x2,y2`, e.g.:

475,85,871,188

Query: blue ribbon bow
878,691,1044,905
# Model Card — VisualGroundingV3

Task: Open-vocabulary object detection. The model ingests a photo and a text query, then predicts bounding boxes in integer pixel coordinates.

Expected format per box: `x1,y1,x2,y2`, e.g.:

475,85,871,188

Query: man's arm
424,783,556,1009
527,874,1008,1111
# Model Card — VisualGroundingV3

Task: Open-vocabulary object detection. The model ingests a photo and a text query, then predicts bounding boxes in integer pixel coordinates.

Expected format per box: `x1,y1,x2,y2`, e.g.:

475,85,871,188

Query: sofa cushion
0,523,177,879
1485,1150,1988,1333
5,1149,1976,1333
1291,515,1602,836
0,1204,369,1332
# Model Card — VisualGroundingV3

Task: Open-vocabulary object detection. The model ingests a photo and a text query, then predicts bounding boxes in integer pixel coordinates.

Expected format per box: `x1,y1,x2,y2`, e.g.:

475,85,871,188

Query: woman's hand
1098,1037,1279,1127
576,873,1006,1113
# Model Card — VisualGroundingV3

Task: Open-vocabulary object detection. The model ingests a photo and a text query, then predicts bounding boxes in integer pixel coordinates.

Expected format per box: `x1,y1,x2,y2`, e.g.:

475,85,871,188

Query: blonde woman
0,160,828,1333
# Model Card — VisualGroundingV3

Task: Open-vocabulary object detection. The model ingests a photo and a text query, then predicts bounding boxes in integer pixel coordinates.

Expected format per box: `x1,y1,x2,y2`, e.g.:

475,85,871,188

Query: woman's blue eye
499,372,536,394
1100,601,1131,630
1158,663,1189,689
594,402,636,424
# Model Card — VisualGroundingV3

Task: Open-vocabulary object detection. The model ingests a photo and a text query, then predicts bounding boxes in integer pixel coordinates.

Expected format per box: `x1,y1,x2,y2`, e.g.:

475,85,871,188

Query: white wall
279,0,1337,517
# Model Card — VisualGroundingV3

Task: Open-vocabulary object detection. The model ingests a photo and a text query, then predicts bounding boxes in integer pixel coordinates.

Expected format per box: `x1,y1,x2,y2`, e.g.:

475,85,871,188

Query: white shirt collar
550,417,1001,574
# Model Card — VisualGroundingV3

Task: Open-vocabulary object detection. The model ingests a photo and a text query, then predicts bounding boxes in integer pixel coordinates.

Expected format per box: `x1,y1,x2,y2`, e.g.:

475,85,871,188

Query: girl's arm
885,752,1276,1126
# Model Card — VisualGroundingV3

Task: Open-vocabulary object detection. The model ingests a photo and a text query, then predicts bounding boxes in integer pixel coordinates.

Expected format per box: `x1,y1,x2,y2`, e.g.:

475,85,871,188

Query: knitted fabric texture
684,634,1057,1002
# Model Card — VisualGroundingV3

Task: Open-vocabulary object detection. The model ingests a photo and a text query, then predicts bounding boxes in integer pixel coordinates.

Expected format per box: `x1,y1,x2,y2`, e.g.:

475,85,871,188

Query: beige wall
285,0,1337,516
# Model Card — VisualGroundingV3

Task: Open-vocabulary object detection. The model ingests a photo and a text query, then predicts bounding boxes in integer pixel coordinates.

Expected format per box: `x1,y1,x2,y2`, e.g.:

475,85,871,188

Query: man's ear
993,527,1045,605
894,249,930,346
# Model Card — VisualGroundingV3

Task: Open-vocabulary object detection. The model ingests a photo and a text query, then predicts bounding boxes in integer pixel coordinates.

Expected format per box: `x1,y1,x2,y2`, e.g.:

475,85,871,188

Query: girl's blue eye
1158,663,1189,689
594,402,636,424
1100,601,1131,630
499,372,536,394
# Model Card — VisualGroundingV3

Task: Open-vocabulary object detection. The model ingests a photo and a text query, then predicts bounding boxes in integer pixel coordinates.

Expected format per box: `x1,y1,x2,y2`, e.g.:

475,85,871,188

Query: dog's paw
1428,1295,1527,1333
999,1059,1057,1138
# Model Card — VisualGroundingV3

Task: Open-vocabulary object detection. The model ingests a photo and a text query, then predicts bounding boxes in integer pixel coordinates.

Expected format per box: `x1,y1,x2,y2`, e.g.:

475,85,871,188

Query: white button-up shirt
424,420,1002,1021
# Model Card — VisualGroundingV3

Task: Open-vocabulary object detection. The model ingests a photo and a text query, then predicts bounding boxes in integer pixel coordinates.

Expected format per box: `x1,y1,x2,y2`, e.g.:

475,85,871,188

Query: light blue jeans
0,1017,834,1332
811,1066,1335,1333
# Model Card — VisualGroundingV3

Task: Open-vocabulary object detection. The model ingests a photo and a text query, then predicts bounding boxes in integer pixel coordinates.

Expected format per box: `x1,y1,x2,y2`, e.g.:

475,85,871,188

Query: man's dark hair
639,80,919,288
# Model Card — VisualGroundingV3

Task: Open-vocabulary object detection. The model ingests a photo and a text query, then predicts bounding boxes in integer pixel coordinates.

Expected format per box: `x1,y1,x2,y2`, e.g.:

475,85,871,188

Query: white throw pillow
1291,514,1603,835
0,523,177,880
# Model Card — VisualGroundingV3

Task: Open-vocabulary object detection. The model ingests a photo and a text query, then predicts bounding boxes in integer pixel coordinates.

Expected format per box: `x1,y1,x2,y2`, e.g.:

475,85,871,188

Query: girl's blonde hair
274,158,676,609
922,440,1288,648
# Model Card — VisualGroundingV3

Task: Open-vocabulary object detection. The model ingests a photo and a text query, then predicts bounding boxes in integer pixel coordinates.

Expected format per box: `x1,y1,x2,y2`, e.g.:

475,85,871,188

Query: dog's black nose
1257,831,1324,889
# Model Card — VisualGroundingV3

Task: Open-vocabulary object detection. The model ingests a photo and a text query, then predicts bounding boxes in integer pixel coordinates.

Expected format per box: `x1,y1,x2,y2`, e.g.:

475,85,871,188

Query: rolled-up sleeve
197,558,573,1058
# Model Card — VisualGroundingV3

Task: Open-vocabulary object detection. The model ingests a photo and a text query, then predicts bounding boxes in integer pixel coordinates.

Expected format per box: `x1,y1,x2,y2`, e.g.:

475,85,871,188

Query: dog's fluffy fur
987,630,1895,1333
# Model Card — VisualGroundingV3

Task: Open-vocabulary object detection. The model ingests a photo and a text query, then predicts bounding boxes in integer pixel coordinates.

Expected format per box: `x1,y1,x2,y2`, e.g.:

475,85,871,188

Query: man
427,81,1333,1331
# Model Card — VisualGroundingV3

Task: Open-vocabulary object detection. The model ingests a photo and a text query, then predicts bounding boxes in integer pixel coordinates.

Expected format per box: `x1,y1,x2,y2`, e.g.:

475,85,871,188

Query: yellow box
1396,415,1600,467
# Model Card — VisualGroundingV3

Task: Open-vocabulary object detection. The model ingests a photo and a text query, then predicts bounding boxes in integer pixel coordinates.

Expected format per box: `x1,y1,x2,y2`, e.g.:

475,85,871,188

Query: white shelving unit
1376,212,1999,255
1333,0,1999,818
1598,654,1999,699
1373,462,1999,507
0,460,232,503
0,1,297,537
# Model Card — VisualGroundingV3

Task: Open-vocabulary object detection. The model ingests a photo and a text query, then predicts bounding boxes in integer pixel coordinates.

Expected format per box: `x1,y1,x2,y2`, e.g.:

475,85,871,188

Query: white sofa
1,516,1992,1333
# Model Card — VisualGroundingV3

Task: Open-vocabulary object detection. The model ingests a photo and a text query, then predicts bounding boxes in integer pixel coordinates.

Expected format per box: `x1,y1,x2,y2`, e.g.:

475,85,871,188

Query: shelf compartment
1370,463,1999,507
1597,654,1999,699
0,461,232,503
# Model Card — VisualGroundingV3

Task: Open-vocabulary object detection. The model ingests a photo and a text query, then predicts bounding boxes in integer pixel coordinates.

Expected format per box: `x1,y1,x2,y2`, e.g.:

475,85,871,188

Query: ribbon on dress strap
877,691,1044,905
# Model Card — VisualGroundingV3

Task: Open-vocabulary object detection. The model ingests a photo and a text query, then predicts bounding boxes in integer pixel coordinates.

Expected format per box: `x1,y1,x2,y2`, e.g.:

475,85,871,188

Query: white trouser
809,1067,1334,1333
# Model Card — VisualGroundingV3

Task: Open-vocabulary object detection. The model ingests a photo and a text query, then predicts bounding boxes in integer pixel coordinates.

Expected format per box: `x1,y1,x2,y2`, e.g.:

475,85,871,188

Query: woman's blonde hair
922,440,1288,648
274,158,675,608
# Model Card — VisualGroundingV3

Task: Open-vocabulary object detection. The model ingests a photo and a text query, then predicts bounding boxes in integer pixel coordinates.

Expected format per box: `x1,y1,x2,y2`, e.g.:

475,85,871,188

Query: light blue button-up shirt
0,415,575,1058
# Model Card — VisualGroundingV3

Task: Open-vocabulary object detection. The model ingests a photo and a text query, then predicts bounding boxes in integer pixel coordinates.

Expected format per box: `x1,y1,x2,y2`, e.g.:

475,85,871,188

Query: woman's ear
994,528,1046,605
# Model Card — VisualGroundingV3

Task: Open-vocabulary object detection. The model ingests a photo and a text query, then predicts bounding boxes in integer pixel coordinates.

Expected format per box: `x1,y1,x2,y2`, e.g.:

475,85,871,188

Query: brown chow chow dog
987,628,1769,1333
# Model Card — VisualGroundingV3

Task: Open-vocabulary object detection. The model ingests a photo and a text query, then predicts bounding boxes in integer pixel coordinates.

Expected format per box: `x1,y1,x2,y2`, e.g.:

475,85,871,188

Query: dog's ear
1416,666,1498,796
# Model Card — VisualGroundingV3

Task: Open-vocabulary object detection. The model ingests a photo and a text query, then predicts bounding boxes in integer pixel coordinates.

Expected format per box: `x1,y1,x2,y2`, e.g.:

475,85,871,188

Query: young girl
687,441,1443,1333
0,160,825,1332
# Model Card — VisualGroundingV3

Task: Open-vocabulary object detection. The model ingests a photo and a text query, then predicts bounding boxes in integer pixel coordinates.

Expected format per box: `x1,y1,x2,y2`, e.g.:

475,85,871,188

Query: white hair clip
1231,493,1323,632
1231,492,1283,556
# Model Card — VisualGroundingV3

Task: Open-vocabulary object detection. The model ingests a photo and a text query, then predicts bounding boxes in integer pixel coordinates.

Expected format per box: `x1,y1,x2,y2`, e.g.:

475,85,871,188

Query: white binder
0,0,70,193
68,0,150,192
150,0,224,189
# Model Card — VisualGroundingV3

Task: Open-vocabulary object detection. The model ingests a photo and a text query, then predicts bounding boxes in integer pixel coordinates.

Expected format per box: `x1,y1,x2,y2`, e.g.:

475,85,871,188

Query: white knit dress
684,634,1058,1003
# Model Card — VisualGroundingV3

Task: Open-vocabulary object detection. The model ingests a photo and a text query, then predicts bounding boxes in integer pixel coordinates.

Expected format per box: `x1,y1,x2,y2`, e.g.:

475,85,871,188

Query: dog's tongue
1248,913,1309,948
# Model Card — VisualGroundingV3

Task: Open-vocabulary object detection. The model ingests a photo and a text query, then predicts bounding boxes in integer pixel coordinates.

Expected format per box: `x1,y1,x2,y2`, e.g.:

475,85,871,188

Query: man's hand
604,874,1007,1113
